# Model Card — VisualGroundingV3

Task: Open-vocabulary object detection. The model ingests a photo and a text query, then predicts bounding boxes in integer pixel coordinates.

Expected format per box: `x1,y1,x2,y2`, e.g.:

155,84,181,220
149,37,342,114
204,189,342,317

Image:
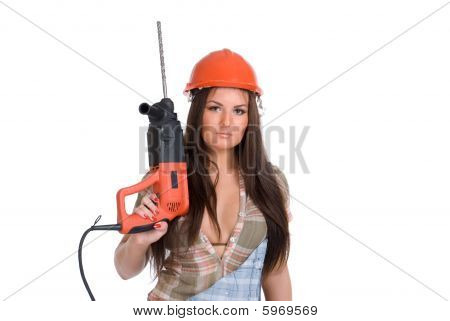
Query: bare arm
262,264,292,300
114,171,167,280
262,166,293,299
114,234,153,280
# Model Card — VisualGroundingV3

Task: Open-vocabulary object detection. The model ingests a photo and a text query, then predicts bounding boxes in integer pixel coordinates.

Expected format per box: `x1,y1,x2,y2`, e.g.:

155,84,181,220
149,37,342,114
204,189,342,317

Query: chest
200,179,241,258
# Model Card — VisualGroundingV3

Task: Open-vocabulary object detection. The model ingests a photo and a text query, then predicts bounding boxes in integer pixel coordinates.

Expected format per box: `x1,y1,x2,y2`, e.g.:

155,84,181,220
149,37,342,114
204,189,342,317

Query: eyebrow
207,100,248,108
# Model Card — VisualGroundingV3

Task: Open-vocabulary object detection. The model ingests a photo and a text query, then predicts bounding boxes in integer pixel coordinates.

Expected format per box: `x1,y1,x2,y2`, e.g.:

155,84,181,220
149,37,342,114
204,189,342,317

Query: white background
0,0,449,320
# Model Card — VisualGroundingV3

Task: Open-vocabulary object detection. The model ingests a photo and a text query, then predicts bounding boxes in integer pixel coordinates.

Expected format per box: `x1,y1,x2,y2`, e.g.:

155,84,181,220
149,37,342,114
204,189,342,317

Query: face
201,87,249,153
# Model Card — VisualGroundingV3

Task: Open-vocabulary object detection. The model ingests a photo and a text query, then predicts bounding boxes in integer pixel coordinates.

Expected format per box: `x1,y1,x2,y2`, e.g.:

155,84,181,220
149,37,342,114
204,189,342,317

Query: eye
207,106,246,115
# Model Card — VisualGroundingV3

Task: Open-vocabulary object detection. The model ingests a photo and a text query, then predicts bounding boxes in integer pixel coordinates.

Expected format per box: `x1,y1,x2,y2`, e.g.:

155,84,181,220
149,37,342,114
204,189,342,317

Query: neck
208,149,238,176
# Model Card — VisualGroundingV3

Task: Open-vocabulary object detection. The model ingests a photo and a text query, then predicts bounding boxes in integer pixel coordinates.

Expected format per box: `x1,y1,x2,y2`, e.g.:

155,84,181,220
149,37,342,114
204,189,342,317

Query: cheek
201,113,216,141
229,118,248,144
201,114,213,131
202,111,220,127
236,116,248,134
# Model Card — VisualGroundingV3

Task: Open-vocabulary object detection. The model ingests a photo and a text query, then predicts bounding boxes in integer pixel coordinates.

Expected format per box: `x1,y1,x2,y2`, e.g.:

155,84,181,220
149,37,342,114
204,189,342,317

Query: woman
114,48,293,300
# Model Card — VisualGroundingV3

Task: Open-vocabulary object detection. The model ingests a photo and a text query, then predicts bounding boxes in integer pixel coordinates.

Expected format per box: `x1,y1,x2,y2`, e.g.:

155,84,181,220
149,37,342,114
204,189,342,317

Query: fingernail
154,223,161,228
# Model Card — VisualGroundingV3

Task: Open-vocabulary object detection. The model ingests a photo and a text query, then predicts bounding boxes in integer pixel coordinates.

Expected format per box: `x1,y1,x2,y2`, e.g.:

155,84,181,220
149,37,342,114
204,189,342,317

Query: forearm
262,265,292,300
114,237,150,280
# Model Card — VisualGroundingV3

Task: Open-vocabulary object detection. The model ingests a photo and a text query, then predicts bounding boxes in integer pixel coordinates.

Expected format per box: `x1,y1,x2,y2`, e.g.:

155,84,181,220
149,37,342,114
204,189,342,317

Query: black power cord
78,215,121,301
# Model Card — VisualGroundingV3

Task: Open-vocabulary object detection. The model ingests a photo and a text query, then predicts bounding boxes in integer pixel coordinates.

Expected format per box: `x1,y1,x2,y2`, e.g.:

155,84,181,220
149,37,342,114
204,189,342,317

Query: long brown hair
148,87,291,280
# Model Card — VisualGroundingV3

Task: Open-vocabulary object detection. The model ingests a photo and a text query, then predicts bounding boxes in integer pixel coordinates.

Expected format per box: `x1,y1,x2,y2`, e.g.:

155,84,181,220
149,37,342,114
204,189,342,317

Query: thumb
154,220,168,232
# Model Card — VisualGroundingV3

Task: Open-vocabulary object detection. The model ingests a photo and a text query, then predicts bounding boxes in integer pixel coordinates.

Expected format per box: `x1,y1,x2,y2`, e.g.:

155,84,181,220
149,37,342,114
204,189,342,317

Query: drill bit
157,21,167,98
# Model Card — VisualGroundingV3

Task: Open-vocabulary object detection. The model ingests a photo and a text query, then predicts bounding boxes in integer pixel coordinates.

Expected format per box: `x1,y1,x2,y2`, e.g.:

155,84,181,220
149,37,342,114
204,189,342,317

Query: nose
221,110,231,126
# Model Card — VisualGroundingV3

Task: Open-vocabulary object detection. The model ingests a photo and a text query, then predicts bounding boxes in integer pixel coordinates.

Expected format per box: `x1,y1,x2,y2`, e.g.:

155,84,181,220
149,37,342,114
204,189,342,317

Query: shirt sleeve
272,165,293,223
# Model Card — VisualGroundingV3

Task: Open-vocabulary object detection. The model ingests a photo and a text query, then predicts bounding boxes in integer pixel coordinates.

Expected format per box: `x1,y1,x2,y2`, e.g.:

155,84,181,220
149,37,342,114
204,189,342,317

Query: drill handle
116,169,160,234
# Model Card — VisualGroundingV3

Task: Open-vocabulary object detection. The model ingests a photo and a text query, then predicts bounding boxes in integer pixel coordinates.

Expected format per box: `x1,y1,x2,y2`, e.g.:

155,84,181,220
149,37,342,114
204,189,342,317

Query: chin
211,144,234,151
207,141,238,151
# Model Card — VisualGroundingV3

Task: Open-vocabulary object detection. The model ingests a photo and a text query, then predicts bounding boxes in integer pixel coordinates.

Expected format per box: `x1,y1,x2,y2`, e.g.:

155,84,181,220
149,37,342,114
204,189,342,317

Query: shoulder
270,164,289,192
270,164,293,222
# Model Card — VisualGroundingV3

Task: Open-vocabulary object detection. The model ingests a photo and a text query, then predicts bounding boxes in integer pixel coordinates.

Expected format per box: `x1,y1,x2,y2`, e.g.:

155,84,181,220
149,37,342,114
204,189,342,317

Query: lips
217,132,231,137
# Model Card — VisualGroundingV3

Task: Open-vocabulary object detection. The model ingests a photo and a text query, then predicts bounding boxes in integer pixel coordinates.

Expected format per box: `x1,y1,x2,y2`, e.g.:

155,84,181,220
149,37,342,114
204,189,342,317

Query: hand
134,191,160,221
128,190,168,246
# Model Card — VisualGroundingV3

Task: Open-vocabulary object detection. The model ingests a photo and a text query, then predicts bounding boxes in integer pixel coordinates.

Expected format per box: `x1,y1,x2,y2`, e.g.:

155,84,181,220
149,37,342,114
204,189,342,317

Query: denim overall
186,238,268,301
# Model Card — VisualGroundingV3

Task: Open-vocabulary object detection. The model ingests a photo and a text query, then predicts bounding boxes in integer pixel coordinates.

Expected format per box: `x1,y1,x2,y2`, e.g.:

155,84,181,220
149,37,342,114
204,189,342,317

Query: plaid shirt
142,166,292,301
186,238,269,300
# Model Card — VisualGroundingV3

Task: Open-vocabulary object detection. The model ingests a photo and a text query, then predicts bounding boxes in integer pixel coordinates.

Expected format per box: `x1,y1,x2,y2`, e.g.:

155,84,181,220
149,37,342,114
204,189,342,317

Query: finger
154,221,168,233
139,204,159,222
146,193,159,207
134,207,149,219
142,193,156,204
148,192,159,202
142,196,159,215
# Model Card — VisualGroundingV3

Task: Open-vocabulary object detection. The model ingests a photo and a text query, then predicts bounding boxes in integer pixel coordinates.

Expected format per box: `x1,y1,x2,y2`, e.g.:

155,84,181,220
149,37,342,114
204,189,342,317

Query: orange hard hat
183,48,263,97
